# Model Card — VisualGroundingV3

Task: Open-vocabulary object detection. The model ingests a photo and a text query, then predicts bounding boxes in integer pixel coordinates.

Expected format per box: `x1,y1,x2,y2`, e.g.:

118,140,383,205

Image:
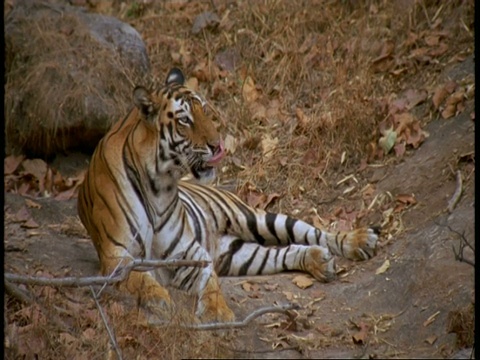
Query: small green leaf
379,128,397,154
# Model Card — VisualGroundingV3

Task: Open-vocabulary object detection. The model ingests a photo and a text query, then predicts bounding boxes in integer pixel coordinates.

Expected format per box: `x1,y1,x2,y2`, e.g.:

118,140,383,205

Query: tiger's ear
165,67,185,86
133,86,154,117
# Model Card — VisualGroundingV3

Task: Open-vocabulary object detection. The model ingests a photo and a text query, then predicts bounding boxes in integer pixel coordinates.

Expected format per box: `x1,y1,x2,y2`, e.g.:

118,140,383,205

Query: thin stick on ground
435,220,475,268
447,170,463,213
90,286,123,360
450,229,475,268
149,303,300,330
5,280,34,305
4,258,209,287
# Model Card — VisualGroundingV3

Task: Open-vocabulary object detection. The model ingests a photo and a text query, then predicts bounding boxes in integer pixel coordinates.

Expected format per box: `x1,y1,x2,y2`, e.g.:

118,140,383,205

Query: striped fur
78,68,379,322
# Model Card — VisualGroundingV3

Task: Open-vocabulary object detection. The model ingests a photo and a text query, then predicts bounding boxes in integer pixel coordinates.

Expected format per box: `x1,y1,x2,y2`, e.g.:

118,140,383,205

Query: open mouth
206,140,225,166
190,140,225,181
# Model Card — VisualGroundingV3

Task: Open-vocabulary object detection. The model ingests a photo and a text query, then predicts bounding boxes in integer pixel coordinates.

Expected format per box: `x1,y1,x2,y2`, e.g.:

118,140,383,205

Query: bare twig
5,280,73,332
436,221,475,268
452,236,475,267
149,303,300,330
447,170,463,213
90,286,123,360
5,280,34,305
4,258,210,287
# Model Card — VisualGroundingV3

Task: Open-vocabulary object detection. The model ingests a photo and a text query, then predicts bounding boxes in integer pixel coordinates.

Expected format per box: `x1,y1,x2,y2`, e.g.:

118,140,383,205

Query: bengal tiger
77,68,379,322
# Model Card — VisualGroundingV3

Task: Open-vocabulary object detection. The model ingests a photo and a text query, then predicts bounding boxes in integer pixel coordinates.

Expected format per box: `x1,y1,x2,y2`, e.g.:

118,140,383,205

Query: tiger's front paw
200,301,235,323
304,246,336,282
197,276,235,323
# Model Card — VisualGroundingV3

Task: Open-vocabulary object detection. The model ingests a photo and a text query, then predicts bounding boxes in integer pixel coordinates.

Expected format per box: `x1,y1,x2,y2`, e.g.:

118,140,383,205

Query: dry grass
4,284,233,359
124,0,473,216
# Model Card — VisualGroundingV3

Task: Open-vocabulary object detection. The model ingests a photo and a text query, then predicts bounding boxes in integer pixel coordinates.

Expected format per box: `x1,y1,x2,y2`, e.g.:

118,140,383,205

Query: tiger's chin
190,165,217,185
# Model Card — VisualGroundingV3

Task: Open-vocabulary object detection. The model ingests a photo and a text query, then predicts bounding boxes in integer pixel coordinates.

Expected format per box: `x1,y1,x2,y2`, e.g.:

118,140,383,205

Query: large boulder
5,0,151,158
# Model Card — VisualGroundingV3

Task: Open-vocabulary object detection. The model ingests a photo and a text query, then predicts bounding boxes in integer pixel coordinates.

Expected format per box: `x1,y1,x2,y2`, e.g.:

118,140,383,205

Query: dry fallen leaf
224,134,238,155
242,76,261,103
283,291,295,301
425,335,438,345
352,322,370,345
396,193,417,205
292,275,314,289
21,158,48,181
264,283,279,291
433,81,458,109
21,218,39,229
4,155,25,175
191,11,220,35
14,206,31,223
261,135,279,159
242,281,260,292
25,199,41,209
375,259,390,275
296,107,311,130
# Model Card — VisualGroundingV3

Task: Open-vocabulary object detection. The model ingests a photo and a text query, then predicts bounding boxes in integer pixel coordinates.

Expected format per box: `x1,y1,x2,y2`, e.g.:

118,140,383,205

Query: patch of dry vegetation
4,281,233,359
121,0,473,219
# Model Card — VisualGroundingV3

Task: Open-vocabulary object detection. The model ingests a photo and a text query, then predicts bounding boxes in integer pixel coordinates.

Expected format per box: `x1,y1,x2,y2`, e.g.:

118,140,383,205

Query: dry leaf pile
4,155,85,201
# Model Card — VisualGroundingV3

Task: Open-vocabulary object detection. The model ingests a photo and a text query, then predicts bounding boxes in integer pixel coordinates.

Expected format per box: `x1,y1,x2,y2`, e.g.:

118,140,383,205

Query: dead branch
4,258,210,287
5,280,34,305
90,286,123,360
447,170,463,213
5,280,73,332
447,225,474,267
149,303,300,331
433,220,474,268
451,233,475,268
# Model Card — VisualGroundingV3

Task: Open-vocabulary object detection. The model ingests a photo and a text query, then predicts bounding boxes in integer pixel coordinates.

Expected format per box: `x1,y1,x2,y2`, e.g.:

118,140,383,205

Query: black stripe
282,246,290,270
154,197,179,233
162,219,186,258
183,185,240,231
256,248,270,275
102,223,127,250
178,266,200,290
123,146,155,226
238,247,260,276
231,199,267,245
285,217,297,244
216,238,244,276
265,213,280,244
335,233,345,257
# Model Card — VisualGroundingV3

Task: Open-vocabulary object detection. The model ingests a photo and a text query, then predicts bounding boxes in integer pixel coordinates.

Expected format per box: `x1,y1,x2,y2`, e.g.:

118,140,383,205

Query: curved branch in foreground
149,303,301,331
4,258,210,287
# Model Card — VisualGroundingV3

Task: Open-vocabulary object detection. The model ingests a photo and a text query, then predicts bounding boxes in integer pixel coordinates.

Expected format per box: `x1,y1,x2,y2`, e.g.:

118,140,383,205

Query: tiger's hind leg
214,235,337,282
232,210,379,262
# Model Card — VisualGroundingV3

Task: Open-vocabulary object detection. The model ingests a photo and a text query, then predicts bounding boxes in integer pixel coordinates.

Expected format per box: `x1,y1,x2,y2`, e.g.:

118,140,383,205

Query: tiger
77,67,379,322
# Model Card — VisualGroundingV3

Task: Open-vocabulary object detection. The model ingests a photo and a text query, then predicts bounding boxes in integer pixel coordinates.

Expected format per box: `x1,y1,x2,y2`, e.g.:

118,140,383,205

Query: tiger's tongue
207,140,225,166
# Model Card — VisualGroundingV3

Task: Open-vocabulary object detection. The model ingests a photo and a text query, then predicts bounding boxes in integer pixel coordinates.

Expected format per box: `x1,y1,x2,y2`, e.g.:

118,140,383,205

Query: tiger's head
133,68,225,184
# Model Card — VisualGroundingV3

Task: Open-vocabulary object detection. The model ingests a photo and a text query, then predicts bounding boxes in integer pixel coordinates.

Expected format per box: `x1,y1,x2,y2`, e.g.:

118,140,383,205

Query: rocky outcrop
5,0,151,158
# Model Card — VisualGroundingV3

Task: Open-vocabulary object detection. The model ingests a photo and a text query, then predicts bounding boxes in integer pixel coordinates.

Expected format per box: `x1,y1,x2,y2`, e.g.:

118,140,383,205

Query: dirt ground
4,54,475,359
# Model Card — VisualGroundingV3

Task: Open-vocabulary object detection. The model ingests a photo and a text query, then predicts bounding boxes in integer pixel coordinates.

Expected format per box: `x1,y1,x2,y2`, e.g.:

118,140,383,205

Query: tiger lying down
78,68,379,322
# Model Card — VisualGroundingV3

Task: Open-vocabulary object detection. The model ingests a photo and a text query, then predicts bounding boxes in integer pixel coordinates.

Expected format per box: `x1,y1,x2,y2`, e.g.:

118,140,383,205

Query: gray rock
5,0,151,158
